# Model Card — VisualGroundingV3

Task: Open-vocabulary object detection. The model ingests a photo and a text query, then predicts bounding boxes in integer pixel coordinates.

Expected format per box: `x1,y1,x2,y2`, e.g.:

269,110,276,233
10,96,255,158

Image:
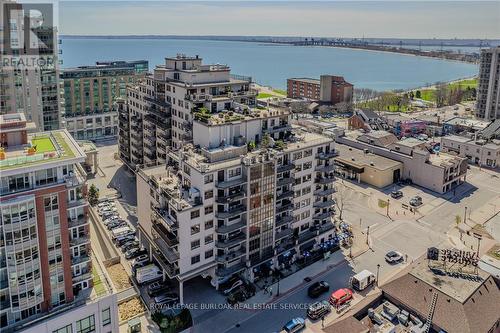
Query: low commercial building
324,255,500,333
441,135,500,169
61,60,148,141
334,144,403,188
337,130,468,193
443,116,490,135
287,75,353,105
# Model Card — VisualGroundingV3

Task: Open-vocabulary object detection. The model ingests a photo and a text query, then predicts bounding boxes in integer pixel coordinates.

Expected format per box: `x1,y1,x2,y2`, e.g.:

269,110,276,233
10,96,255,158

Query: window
191,210,200,219
304,149,313,157
228,168,241,178
204,206,214,214
205,220,214,230
53,324,72,333
205,250,213,259
303,162,312,170
205,235,214,244
293,152,302,160
102,308,111,326
191,239,200,250
204,190,213,200
76,314,95,333
191,224,200,235
204,174,214,184
191,255,200,264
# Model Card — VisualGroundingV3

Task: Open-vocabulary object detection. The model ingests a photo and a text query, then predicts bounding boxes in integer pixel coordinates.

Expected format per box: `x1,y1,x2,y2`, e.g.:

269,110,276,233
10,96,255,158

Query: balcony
216,190,246,204
316,151,338,160
275,228,293,240
276,190,294,201
72,270,92,283
154,237,179,263
314,187,336,196
216,261,246,277
152,206,178,230
275,215,293,228
216,233,246,248
315,176,335,184
276,201,293,214
277,163,295,173
319,222,335,234
152,251,179,279
277,177,294,187
263,124,292,134
216,177,246,189
313,199,335,208
298,229,317,244
68,215,88,228
70,235,90,247
185,93,212,102
216,220,246,234
71,254,91,266
216,204,246,219
315,164,335,172
313,210,334,221
153,223,179,247
216,248,245,264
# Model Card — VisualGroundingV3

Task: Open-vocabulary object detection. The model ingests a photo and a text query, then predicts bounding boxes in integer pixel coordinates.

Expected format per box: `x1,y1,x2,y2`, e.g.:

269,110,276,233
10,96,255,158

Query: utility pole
464,206,468,225
376,264,381,287
366,225,370,245
386,199,390,216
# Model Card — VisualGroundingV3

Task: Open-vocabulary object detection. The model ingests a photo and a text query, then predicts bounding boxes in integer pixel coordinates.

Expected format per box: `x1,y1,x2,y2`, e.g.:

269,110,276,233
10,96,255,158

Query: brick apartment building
287,75,353,105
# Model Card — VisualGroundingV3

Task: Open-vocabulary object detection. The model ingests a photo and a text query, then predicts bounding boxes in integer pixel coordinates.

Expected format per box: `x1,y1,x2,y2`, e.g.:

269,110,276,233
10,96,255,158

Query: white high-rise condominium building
118,54,257,170
136,101,337,302
476,47,500,120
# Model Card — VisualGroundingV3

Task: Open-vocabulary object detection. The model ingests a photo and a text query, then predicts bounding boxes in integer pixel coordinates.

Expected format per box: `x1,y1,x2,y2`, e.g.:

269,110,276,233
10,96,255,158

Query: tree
435,82,447,107
334,183,351,220
261,134,271,148
415,90,421,99
88,184,99,206
247,141,256,151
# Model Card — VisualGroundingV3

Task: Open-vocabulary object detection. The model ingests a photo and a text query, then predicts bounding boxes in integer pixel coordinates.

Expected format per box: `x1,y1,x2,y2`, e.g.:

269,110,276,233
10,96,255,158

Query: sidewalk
244,251,346,306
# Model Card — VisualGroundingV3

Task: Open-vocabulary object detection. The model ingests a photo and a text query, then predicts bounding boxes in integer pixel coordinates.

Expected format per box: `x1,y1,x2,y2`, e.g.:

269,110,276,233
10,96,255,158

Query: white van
350,270,376,291
111,226,133,239
136,264,162,285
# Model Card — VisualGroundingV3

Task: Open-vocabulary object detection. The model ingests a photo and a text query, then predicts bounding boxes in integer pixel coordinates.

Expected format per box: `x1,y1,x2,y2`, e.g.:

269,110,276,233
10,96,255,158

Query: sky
57,1,500,39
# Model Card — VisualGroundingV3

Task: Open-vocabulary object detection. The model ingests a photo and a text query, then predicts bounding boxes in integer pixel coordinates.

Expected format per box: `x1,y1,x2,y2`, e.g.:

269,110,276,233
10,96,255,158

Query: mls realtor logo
2,2,55,67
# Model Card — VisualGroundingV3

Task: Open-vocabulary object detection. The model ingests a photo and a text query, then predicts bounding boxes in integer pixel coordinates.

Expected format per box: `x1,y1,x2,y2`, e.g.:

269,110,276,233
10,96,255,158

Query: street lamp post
366,225,370,245
275,269,281,297
464,206,468,225
376,264,381,287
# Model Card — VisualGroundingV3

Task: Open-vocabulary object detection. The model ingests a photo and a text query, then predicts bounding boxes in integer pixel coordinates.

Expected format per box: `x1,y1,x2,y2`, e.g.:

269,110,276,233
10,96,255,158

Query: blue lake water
60,37,478,91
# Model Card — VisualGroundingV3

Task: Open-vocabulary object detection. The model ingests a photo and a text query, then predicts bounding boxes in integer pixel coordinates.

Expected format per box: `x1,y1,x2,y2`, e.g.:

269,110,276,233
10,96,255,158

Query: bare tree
334,183,351,221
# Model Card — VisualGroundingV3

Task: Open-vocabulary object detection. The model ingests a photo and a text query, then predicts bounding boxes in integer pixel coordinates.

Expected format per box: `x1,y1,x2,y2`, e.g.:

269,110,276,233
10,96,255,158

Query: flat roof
288,78,320,85
396,137,426,147
0,130,87,175
335,144,402,170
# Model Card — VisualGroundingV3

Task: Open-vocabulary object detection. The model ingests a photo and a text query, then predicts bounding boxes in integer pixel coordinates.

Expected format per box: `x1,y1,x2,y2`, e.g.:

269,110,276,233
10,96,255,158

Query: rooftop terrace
0,130,86,173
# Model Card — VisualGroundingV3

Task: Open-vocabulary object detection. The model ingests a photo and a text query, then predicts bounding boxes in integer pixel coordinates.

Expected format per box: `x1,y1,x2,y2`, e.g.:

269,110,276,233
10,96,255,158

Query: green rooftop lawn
272,89,287,96
92,267,106,296
257,92,275,99
31,137,55,153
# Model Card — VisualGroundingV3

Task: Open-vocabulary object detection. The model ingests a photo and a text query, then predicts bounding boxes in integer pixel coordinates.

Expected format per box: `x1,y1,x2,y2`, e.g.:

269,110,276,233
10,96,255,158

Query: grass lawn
257,92,275,99
272,89,287,96
419,89,435,102
450,78,477,90
31,137,55,153
92,267,106,296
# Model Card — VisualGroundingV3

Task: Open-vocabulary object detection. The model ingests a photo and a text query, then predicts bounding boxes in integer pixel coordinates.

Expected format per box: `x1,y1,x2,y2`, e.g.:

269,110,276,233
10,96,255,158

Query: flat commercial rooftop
335,144,402,170
288,77,320,85
409,259,489,303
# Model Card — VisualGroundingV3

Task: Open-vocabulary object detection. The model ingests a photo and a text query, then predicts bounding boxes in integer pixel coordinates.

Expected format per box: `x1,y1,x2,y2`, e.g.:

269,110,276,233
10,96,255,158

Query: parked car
307,281,330,298
115,235,136,246
409,196,423,207
307,300,331,320
282,317,305,333
103,216,120,225
102,212,118,220
223,279,243,295
219,275,240,291
107,221,127,230
98,201,115,209
148,281,170,297
120,240,139,252
154,293,179,306
132,254,149,266
125,247,147,260
385,250,403,263
390,190,403,199
329,288,353,307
